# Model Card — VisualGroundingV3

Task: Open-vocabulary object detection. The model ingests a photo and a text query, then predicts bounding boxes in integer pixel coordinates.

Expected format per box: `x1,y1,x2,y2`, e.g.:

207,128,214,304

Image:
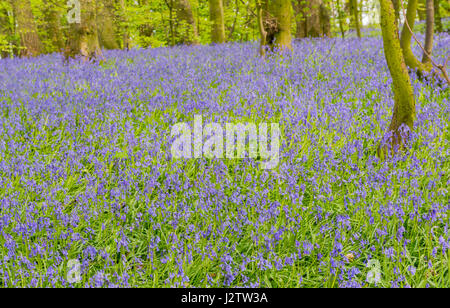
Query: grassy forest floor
0,32,449,287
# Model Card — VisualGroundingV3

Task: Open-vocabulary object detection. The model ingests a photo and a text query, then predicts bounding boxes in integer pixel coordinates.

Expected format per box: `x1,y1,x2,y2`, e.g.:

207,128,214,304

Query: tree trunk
351,0,362,38
434,0,442,33
421,0,433,68
293,0,329,38
209,0,226,43
400,0,428,75
336,0,346,38
259,0,292,52
11,0,42,57
320,3,331,37
391,0,400,25
97,0,119,50
64,0,103,62
175,0,199,45
378,0,415,157
392,0,400,19
117,0,130,49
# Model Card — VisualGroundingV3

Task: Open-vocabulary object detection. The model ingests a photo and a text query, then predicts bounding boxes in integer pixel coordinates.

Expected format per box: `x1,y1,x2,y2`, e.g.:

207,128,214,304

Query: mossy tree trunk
421,0,434,68
258,0,292,53
378,0,415,157
391,0,400,22
209,0,226,43
64,0,103,62
11,0,42,57
175,0,199,45
400,0,428,75
97,0,119,50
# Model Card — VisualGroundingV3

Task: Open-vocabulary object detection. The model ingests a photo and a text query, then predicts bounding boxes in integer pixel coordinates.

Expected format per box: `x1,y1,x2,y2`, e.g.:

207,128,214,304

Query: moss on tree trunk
400,0,428,75
97,0,119,50
259,0,292,53
209,0,226,43
421,0,434,68
64,0,103,62
175,0,199,45
378,0,415,158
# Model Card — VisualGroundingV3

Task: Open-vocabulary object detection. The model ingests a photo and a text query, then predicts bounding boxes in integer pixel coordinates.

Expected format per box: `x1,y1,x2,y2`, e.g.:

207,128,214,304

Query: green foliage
0,0,449,55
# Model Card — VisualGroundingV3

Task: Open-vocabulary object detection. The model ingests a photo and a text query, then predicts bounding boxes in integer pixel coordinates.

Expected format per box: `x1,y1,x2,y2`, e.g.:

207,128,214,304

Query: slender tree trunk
64,0,103,62
378,0,415,157
117,0,130,49
228,0,239,40
175,0,199,45
320,3,331,37
97,0,119,50
400,0,428,75
256,0,267,55
167,0,175,46
209,0,226,43
434,0,442,33
10,0,42,57
421,0,433,68
351,0,361,38
259,0,292,52
336,0,346,38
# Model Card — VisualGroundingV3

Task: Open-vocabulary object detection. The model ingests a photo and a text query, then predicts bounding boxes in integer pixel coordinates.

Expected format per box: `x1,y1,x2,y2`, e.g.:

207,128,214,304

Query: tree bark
97,0,119,50
175,0,199,45
378,0,415,157
400,0,428,75
209,0,226,43
421,0,433,68
391,0,400,26
259,0,292,52
10,0,42,57
64,0,103,62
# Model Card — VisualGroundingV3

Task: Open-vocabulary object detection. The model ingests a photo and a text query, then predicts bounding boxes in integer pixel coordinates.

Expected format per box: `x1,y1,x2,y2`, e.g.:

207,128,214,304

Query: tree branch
399,0,449,85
